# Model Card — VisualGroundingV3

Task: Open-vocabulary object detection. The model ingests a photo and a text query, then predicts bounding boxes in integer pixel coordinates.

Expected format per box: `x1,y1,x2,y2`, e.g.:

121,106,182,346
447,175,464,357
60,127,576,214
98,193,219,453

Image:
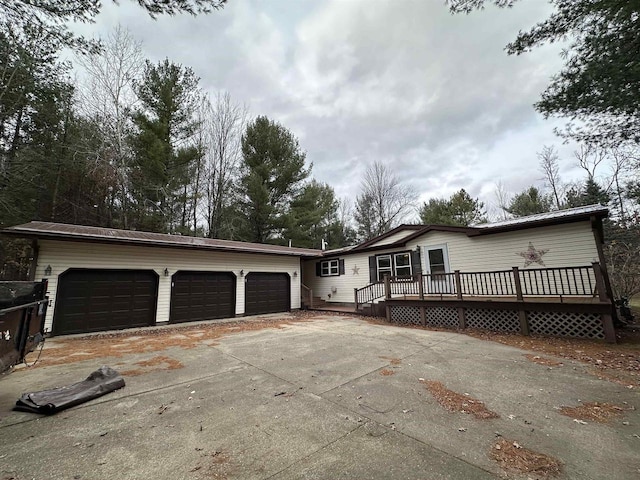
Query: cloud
78,0,592,217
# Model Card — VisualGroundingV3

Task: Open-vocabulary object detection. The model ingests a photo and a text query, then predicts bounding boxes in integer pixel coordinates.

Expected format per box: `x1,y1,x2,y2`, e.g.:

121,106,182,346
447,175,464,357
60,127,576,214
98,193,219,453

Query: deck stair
310,296,329,308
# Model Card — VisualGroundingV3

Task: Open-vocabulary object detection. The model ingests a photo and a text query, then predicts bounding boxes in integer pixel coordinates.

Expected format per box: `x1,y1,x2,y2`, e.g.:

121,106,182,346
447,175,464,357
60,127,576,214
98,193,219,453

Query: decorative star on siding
517,242,549,267
352,265,360,275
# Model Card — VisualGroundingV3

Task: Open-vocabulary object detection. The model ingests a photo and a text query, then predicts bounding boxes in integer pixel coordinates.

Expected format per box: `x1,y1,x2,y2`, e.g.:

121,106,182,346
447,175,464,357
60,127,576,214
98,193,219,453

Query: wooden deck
389,294,602,304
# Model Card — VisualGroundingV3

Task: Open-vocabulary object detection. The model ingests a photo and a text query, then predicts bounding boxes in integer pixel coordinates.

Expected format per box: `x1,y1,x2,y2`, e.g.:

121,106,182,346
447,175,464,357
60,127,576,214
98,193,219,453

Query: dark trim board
384,298,612,315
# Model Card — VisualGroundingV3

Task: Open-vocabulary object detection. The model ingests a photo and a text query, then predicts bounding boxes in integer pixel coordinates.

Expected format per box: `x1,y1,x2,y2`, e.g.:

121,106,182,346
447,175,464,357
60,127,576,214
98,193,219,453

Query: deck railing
519,266,596,296
459,270,516,296
354,263,605,310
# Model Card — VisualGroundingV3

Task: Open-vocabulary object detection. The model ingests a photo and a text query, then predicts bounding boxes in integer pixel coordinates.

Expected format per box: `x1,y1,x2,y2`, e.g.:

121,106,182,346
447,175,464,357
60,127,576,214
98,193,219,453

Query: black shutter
316,262,321,276
411,249,422,277
339,259,345,275
368,256,377,283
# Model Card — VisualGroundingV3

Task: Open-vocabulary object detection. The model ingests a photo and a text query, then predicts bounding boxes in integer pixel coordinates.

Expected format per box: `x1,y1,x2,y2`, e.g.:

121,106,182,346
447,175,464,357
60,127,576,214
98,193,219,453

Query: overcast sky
73,0,600,220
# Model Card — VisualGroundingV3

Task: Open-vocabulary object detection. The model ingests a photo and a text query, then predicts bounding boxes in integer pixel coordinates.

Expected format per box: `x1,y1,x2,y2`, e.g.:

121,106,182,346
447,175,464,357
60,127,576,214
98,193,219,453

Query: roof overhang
1,222,324,258
345,205,609,256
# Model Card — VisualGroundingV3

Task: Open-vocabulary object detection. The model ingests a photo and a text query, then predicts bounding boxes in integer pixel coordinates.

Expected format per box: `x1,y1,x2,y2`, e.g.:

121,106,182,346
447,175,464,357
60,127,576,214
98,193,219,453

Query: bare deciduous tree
538,145,563,210
607,147,639,223
354,161,416,240
574,144,606,181
199,92,246,238
493,180,511,221
76,25,143,228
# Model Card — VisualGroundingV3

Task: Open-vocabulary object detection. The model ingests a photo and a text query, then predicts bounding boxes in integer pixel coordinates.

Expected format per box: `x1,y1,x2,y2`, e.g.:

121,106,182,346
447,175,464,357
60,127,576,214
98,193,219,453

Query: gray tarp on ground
14,366,125,414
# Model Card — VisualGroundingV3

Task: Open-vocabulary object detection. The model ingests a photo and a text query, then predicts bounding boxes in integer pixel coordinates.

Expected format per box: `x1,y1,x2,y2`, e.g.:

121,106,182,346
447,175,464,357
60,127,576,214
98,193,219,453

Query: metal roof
473,204,608,229
349,204,608,253
2,205,608,259
2,222,323,257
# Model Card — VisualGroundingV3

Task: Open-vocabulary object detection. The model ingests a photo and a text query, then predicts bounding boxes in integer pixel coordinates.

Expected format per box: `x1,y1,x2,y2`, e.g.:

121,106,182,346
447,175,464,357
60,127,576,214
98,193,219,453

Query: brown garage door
245,273,290,315
53,269,158,335
170,271,235,324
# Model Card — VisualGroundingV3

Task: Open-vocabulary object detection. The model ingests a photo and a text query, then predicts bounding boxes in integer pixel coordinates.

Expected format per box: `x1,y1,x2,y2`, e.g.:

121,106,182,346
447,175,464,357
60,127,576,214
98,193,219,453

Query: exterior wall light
239,269,244,277
164,268,169,277
44,265,52,276
293,271,298,277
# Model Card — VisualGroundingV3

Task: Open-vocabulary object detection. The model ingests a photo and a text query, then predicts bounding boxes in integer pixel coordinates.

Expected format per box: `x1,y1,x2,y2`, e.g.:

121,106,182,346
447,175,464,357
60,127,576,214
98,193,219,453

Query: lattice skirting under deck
425,307,458,327
528,311,605,339
388,304,607,341
466,308,520,333
389,306,421,325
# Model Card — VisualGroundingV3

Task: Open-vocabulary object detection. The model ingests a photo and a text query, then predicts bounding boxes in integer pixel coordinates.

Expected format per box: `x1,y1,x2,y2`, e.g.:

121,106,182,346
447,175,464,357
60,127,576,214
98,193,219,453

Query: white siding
366,229,417,247
302,221,600,304
36,240,302,333
408,221,599,272
302,248,407,304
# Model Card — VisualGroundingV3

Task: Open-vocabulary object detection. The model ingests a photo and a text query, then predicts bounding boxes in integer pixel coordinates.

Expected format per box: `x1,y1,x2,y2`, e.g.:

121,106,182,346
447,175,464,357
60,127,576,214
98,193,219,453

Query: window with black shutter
369,249,421,282
317,259,343,277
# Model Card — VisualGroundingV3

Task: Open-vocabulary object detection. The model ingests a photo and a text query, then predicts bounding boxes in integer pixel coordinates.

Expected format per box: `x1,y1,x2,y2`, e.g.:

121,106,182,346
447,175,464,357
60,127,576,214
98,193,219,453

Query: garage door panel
245,273,290,316
170,271,235,324
54,269,158,335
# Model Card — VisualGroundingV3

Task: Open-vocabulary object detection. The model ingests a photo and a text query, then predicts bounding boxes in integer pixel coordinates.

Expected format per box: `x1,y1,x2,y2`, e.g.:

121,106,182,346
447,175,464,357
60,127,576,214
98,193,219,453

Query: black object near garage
245,272,290,315
170,271,236,323
53,269,158,335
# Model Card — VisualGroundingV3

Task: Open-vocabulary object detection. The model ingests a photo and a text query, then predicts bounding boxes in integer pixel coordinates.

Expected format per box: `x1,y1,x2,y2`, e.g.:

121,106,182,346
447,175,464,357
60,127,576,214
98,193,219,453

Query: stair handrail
354,281,385,310
301,283,313,309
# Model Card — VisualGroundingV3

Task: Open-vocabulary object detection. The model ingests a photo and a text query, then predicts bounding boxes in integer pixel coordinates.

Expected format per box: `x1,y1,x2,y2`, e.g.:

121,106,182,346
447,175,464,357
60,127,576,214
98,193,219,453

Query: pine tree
130,59,201,233
239,116,309,243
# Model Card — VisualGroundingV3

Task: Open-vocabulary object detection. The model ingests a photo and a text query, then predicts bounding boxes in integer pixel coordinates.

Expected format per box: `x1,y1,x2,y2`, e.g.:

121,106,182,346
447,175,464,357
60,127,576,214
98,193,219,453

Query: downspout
590,216,617,323
29,239,39,281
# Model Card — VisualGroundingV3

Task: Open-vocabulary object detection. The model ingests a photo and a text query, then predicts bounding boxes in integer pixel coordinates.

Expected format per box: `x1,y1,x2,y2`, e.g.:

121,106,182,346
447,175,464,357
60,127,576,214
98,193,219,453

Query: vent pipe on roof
288,239,292,248
321,239,326,250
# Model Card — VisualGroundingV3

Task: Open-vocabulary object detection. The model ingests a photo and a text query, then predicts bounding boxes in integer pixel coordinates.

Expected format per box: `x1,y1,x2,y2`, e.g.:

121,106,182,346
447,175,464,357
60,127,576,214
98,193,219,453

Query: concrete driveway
0,314,637,479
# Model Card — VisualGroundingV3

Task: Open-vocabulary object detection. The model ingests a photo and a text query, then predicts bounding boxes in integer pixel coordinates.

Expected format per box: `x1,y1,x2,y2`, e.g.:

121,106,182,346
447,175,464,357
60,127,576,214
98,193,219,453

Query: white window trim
376,251,413,280
320,259,339,277
393,252,412,278
421,244,451,275
376,254,392,281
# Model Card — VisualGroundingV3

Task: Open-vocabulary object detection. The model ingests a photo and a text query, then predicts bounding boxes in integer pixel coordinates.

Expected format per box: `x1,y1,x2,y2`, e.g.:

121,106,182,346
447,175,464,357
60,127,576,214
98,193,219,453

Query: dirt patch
25,316,311,369
191,449,232,479
420,380,499,419
559,401,630,423
524,354,563,367
491,439,562,477
120,355,184,376
466,329,640,388
364,316,640,387
379,356,402,365
380,368,395,376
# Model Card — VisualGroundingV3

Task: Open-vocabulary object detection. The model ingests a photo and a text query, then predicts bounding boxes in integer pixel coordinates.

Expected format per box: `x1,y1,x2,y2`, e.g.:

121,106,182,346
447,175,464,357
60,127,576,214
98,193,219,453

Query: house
302,205,617,342
302,204,610,306
2,204,614,341
1,222,321,336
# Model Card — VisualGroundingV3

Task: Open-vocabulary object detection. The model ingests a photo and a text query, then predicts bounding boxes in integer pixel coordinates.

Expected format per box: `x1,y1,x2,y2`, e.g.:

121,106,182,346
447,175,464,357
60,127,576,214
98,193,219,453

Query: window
369,251,419,283
377,255,392,281
320,260,339,277
375,252,413,280
427,248,446,275
394,252,412,278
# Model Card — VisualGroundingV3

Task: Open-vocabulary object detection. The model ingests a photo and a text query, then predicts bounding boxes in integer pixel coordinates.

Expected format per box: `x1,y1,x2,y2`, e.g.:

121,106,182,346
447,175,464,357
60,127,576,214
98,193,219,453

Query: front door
422,245,453,294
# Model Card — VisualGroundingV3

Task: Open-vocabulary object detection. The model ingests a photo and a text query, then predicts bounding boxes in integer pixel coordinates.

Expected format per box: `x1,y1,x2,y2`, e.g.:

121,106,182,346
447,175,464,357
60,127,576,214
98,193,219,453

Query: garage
245,273,290,315
3,222,319,333
53,269,158,335
170,271,235,323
